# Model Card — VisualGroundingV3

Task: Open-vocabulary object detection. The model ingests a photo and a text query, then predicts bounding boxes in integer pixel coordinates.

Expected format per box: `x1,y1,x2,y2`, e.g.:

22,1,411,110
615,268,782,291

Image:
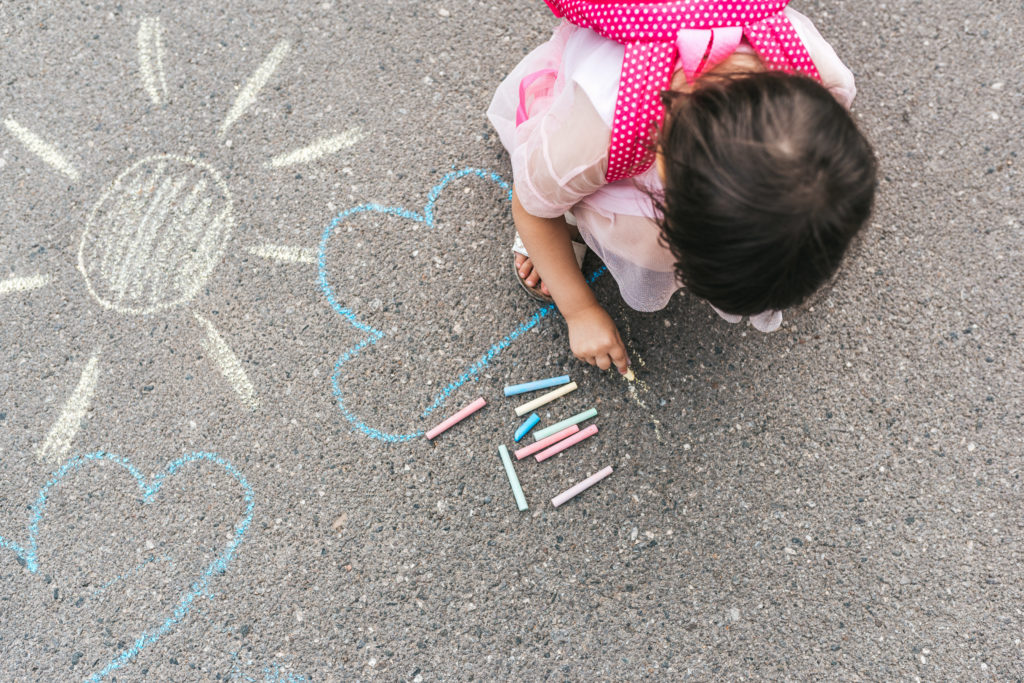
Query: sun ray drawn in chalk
194,312,258,409
267,129,363,168
219,39,290,137
36,350,101,463
4,119,80,180
2,17,360,465
138,17,168,104
246,244,318,264
0,274,51,295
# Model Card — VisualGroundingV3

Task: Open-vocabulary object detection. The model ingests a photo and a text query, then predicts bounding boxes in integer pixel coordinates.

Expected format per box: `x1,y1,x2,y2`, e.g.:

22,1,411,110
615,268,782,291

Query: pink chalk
424,397,487,440
534,424,599,462
513,424,580,460
551,466,614,507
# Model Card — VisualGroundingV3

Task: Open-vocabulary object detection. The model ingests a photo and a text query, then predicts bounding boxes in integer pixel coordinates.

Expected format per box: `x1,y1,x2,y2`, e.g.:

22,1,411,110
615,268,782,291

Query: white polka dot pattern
543,1,822,181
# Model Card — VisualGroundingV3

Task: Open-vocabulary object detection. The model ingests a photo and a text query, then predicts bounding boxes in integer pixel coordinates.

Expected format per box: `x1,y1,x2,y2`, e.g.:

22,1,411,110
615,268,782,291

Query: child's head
656,71,877,316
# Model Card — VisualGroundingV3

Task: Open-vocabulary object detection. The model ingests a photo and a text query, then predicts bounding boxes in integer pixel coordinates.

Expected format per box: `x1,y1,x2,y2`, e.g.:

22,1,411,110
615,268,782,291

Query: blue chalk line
318,166,605,442
0,450,254,682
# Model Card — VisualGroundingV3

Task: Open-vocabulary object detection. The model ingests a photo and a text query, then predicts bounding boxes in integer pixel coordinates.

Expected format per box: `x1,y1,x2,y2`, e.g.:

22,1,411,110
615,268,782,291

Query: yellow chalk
513,382,577,417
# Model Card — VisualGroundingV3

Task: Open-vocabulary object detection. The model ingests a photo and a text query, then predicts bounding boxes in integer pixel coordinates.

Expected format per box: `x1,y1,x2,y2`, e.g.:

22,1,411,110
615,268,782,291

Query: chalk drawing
138,17,168,105
246,244,318,264
78,154,234,315
195,312,259,410
91,554,174,597
0,450,254,682
36,350,101,464
317,167,606,441
268,129,363,168
0,274,50,295
220,40,291,137
4,118,80,181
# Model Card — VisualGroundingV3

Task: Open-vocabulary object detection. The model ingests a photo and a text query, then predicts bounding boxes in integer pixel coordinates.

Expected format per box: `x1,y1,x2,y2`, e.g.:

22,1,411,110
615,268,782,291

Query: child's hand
565,304,630,374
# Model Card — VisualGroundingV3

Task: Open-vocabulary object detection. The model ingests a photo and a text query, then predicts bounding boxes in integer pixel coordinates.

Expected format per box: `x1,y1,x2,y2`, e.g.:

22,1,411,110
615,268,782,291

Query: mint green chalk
497,445,528,511
532,407,599,441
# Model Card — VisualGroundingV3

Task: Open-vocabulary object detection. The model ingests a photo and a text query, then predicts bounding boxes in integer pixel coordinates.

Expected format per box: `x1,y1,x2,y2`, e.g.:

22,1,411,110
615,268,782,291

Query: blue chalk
514,413,540,442
503,374,571,397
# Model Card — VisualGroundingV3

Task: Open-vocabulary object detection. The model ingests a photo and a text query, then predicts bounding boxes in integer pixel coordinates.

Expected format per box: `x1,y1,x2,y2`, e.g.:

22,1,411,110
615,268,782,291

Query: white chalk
36,351,101,464
195,312,258,409
267,129,363,168
220,40,290,136
137,17,168,105
4,118,79,180
513,381,577,417
0,274,50,295
246,244,318,264
551,466,613,508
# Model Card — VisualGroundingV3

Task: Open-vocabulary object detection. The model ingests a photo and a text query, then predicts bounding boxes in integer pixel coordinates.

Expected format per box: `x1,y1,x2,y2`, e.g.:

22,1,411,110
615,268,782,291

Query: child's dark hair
656,71,877,316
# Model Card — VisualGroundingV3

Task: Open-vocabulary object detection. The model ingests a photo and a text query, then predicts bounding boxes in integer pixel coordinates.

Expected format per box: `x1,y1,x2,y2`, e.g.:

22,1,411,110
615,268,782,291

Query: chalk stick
514,413,540,442
503,374,571,397
513,381,577,417
532,408,598,441
535,424,599,462
623,368,635,382
498,445,528,511
551,466,614,507
424,397,486,440
513,424,580,460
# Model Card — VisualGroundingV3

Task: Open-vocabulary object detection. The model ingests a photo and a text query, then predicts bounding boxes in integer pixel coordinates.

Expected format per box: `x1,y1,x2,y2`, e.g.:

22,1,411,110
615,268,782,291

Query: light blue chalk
532,407,599,441
514,413,541,442
503,374,571,397
497,445,528,511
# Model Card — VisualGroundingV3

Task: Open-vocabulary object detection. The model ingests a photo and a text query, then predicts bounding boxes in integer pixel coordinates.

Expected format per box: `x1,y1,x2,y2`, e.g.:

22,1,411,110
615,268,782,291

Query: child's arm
512,186,630,374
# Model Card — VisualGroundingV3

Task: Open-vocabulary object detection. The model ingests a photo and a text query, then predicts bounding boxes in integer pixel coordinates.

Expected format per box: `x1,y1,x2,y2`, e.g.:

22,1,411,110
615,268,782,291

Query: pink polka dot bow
543,0,821,181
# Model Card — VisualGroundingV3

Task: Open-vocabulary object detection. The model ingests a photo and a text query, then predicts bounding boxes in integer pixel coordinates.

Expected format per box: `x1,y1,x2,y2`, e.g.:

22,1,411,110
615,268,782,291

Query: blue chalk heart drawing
318,167,604,442
0,451,254,682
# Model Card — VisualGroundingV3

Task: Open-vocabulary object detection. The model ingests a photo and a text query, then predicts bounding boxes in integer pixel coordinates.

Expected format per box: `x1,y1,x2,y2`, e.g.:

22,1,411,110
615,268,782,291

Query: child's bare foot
515,253,551,298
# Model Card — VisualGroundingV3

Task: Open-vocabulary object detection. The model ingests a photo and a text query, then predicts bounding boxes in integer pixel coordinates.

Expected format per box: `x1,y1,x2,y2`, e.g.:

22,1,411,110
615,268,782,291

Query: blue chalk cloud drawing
318,167,604,442
0,451,254,682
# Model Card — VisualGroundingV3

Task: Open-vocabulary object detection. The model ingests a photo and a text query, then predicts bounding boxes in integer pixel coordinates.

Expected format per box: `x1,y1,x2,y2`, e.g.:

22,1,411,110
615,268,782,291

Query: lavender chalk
551,466,613,507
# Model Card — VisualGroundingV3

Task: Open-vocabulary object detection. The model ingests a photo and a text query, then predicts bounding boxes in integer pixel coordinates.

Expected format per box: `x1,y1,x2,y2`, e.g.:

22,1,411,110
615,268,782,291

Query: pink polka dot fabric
542,1,822,181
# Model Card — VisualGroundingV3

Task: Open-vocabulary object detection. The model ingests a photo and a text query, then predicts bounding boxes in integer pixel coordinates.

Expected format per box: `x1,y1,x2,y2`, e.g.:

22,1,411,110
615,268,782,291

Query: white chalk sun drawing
2,17,361,464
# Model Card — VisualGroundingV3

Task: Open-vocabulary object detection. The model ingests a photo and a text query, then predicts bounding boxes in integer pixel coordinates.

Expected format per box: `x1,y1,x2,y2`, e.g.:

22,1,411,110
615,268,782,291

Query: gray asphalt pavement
1,0,1021,680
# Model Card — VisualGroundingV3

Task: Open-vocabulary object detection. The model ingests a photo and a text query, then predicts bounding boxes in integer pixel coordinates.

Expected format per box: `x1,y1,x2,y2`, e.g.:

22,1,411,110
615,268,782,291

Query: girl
488,0,877,374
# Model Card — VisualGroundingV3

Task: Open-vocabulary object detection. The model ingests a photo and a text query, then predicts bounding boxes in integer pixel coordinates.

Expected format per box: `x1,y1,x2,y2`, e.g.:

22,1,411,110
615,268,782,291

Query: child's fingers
595,354,612,371
610,345,630,374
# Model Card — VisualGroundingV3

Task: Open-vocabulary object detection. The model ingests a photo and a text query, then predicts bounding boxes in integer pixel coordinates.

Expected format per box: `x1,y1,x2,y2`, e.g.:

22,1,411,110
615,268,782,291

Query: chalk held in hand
504,374,571,397
551,466,613,507
514,413,540,442
498,445,528,511
513,424,580,460
513,381,577,417
535,423,598,462
533,407,598,441
424,397,486,440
